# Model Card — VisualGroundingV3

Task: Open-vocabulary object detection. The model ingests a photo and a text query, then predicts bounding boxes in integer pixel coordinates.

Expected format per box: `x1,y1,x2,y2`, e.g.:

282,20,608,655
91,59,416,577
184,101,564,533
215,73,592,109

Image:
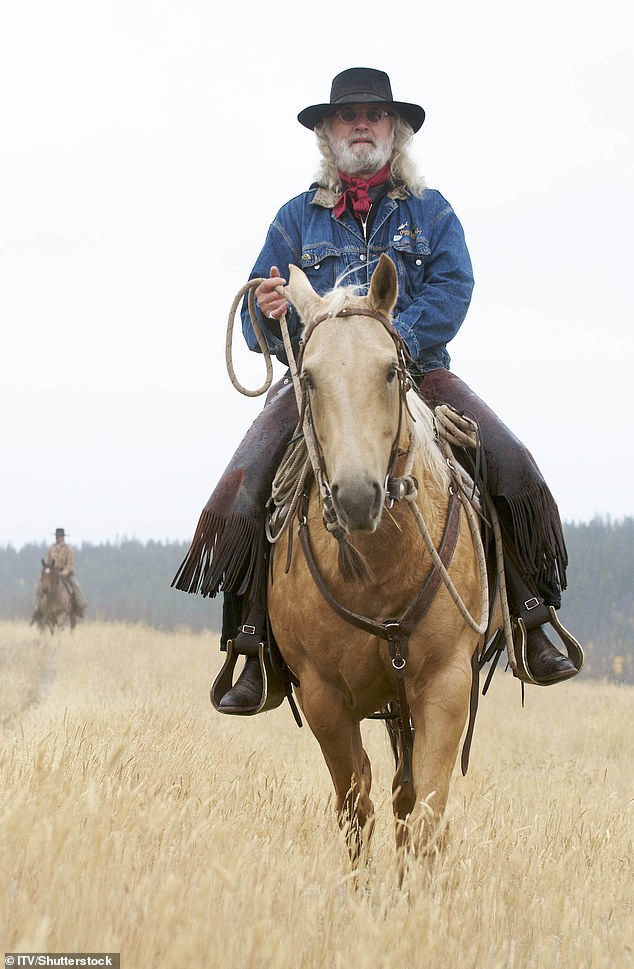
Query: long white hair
313,114,426,197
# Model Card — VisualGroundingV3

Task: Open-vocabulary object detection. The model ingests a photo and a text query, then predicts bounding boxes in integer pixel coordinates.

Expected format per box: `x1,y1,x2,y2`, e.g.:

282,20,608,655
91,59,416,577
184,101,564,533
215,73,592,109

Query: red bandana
333,163,392,219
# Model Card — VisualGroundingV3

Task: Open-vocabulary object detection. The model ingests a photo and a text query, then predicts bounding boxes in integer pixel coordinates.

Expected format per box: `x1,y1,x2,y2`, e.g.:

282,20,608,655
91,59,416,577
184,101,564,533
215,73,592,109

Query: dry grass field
1,619,632,969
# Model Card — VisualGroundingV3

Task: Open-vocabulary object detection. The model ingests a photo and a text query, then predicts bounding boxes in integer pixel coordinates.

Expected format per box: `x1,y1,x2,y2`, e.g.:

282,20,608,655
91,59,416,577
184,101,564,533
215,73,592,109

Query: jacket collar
312,182,410,210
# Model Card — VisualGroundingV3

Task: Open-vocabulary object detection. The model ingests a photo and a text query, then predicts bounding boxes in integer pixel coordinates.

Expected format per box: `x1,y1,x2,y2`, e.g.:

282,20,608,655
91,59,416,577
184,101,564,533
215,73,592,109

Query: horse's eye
386,366,397,384
303,371,315,391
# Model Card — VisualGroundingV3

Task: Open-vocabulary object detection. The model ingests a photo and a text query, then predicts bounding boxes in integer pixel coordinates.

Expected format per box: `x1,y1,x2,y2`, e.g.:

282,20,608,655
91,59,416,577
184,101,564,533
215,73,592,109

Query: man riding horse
174,67,582,709
40,527,86,620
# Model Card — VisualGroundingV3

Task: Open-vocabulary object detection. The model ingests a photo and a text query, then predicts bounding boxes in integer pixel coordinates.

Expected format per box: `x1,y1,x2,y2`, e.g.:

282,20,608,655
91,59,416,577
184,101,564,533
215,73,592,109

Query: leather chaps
172,369,568,618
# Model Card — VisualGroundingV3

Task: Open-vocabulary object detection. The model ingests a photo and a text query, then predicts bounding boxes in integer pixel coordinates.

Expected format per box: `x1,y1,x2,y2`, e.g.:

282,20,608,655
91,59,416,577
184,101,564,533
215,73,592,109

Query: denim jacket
241,183,474,373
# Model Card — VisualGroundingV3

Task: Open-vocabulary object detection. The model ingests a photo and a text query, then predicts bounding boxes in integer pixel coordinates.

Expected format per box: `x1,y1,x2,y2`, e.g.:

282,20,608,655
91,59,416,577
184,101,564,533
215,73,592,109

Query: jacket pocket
300,244,340,293
390,236,432,300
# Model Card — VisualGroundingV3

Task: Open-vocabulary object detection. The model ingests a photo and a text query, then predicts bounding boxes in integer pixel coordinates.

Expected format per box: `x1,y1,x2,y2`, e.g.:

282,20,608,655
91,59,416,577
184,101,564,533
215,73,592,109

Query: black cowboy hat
55,528,66,536
297,67,425,133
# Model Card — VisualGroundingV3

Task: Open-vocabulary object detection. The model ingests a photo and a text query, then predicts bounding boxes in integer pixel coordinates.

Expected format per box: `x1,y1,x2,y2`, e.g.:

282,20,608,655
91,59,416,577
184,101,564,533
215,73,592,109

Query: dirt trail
0,627,61,729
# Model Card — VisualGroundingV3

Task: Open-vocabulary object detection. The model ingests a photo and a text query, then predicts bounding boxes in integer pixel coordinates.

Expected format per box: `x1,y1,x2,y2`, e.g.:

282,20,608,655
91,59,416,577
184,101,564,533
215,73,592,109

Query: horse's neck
414,466,451,545
393,423,451,526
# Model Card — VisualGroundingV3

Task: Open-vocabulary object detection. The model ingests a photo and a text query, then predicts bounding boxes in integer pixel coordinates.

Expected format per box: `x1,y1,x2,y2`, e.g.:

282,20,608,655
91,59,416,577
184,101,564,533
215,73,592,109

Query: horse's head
287,254,409,534
40,559,57,593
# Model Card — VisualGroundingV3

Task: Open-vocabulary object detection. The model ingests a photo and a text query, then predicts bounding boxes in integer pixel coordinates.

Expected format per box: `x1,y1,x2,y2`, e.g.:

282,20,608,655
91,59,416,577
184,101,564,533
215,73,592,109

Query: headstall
295,305,413,518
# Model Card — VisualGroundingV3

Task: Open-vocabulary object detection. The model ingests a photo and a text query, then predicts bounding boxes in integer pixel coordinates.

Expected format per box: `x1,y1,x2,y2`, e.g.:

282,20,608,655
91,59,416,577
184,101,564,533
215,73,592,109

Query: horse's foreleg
407,659,472,857
299,685,374,865
343,737,374,865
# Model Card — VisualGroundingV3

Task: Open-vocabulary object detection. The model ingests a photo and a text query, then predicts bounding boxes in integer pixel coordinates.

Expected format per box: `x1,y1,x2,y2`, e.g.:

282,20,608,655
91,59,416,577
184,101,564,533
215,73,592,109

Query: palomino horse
268,254,487,865
31,560,76,633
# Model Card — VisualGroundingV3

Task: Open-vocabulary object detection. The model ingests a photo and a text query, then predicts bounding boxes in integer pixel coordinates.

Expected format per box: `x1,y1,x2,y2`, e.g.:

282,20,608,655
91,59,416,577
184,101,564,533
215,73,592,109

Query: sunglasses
332,106,393,125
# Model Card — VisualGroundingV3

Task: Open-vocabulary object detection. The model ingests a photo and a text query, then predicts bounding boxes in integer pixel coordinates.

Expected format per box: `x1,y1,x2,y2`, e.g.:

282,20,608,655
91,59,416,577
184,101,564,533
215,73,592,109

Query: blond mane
406,390,451,491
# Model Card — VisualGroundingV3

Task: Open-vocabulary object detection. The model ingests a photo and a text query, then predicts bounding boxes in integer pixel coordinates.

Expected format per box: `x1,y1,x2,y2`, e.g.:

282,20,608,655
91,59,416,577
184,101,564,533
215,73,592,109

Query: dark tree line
0,539,221,633
556,517,633,682
1,517,632,682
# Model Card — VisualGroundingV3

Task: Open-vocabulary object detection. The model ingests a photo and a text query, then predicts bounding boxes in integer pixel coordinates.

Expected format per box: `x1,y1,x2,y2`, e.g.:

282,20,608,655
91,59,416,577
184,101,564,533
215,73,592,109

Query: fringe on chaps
173,369,568,608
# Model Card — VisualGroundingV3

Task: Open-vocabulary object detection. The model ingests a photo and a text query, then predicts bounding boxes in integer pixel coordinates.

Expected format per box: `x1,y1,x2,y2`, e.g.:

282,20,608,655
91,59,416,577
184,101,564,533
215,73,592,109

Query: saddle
175,371,583,727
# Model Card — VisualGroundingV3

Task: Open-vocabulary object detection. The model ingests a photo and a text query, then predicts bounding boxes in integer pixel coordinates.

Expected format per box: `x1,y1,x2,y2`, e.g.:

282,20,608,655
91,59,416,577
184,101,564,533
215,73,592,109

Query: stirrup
210,639,287,716
512,606,584,686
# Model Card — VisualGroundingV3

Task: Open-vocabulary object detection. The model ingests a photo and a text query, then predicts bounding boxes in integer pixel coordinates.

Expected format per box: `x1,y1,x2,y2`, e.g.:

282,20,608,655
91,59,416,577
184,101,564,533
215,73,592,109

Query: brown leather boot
218,656,264,712
504,560,581,685
213,596,275,714
524,625,577,683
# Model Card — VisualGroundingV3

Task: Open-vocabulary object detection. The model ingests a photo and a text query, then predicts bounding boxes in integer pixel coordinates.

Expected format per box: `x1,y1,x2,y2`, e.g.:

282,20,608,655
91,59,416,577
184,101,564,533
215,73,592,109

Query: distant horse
268,254,489,867
31,560,76,633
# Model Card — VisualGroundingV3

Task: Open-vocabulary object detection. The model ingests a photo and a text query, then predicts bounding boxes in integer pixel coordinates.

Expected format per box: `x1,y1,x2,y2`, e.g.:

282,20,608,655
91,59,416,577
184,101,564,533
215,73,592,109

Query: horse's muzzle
330,478,384,533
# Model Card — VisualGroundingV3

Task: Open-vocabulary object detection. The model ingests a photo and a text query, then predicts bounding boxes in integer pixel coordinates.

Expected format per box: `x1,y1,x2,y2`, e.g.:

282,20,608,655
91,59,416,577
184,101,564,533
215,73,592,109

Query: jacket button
314,263,320,270
359,254,366,261
415,258,422,266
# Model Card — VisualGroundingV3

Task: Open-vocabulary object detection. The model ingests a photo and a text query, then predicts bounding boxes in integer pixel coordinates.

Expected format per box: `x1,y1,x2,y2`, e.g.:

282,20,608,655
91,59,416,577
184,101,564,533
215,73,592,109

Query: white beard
329,131,394,176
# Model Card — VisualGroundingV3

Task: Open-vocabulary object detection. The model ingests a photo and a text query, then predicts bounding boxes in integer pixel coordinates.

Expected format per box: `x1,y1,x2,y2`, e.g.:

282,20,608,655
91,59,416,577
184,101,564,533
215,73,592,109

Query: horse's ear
368,254,398,317
286,264,323,326
41,558,47,567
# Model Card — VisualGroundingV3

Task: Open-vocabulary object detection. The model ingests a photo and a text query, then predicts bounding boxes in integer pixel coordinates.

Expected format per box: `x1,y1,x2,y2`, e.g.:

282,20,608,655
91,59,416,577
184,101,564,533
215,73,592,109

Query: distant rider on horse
46,527,87,618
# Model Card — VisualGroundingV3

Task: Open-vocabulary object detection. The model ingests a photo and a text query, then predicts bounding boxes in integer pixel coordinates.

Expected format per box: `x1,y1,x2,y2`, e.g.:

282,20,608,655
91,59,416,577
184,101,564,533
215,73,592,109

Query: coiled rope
225,279,323,544
225,279,274,398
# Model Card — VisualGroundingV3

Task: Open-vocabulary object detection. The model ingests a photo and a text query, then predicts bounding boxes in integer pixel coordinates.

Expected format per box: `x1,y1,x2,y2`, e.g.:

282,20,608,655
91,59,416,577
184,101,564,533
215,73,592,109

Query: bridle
296,303,414,522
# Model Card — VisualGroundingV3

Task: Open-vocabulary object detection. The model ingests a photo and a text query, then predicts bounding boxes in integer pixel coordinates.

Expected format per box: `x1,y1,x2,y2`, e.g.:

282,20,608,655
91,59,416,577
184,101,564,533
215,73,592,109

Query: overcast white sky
2,0,633,549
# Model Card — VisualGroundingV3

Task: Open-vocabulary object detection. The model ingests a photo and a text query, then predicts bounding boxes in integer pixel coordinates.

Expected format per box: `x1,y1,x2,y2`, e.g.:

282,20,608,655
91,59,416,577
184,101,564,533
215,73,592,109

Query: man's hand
255,265,289,320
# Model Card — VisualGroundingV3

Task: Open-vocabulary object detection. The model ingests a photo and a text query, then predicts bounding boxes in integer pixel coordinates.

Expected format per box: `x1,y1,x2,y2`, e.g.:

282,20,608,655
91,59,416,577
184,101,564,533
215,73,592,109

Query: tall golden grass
1,619,632,968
